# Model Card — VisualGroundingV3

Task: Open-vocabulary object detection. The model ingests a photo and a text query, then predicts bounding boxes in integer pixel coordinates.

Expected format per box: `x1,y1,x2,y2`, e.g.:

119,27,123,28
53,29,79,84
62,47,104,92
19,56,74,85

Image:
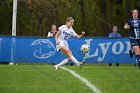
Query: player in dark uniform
124,9,140,69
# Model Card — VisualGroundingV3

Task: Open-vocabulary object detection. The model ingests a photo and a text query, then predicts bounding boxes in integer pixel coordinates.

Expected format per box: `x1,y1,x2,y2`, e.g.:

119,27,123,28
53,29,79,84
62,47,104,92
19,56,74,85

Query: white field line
61,67,102,93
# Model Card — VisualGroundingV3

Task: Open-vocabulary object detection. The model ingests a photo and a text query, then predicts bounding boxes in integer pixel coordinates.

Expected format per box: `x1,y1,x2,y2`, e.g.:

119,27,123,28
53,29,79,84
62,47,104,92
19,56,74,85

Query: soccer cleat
79,60,85,68
53,65,59,70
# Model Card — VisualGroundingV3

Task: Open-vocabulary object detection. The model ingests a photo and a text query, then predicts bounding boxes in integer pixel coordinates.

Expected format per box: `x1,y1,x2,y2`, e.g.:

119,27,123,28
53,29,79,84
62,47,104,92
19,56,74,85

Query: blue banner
0,36,135,64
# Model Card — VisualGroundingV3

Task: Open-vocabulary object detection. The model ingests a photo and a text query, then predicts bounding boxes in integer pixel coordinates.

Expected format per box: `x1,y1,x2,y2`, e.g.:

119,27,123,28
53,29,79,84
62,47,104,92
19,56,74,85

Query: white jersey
58,25,77,42
56,25,77,51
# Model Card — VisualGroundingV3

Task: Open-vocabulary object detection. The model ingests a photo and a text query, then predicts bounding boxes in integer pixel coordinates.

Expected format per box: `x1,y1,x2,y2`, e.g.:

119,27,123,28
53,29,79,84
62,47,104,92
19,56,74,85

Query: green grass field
0,64,140,93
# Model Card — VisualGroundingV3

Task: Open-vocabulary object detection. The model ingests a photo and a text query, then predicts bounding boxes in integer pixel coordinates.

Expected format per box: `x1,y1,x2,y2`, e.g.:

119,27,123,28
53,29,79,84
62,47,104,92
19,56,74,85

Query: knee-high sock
136,55,140,63
57,59,69,66
136,55,140,69
70,55,80,66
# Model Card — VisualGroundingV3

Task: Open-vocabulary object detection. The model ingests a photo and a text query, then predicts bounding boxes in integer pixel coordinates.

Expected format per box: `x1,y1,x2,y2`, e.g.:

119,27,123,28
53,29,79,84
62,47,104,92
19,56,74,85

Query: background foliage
0,0,140,37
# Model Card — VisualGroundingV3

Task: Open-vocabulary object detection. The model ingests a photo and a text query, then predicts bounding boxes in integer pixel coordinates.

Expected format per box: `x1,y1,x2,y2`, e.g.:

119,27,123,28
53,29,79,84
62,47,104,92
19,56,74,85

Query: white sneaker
53,65,59,70
9,62,14,65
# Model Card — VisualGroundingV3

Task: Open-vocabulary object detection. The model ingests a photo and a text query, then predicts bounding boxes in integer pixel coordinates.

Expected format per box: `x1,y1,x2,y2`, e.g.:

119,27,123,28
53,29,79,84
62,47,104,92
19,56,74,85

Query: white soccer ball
81,44,89,53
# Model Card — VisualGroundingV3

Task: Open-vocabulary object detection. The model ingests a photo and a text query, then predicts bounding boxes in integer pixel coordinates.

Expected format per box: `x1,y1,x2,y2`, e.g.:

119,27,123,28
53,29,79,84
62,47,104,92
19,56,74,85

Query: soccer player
124,9,140,69
54,17,85,69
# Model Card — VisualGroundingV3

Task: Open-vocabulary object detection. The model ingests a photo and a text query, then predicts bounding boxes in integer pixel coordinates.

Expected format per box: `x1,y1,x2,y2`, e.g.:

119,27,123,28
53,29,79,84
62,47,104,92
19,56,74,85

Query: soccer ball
81,44,89,53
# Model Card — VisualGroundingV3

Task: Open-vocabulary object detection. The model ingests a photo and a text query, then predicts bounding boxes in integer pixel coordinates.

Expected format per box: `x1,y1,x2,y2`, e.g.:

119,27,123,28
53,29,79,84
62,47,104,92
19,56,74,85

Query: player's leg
129,49,133,58
130,39,139,68
129,38,134,58
133,46,140,69
60,46,85,67
60,46,81,66
54,43,85,69
54,45,78,69
54,58,69,70
137,40,140,69
54,46,77,69
54,43,70,69
63,42,85,66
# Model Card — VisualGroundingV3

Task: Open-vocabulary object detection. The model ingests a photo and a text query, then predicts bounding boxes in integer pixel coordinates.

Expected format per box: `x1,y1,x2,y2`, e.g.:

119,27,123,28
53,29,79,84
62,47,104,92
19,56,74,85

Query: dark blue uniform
127,18,140,46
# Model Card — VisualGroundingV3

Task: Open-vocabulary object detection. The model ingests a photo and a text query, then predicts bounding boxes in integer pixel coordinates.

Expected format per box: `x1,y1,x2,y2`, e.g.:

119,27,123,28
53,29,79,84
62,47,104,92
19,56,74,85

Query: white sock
70,55,80,66
57,59,69,66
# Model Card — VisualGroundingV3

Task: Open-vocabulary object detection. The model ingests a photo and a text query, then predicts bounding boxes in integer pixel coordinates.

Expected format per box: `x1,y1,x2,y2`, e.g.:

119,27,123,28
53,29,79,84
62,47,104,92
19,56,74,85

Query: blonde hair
66,17,74,22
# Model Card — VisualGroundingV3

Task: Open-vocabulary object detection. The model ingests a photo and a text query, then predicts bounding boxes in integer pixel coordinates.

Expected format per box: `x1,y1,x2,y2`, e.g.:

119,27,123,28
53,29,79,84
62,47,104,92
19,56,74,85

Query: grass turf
0,64,140,93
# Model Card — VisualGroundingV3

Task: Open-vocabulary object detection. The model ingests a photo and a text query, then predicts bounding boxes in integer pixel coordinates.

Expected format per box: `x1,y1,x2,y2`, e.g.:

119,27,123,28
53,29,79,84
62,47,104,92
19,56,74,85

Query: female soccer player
124,9,140,69
54,17,85,69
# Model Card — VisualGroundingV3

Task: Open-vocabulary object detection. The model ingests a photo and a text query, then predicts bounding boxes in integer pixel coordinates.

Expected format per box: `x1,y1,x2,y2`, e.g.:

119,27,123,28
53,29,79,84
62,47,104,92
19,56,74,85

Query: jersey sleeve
126,20,130,25
71,29,77,37
58,25,64,33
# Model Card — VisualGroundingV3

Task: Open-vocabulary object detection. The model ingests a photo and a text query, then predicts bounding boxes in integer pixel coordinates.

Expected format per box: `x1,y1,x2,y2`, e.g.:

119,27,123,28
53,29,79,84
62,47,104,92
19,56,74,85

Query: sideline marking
61,67,102,93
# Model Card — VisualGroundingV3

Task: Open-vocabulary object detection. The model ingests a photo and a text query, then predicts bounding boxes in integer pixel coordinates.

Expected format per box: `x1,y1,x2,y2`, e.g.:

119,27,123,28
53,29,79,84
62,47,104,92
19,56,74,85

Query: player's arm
55,30,61,45
76,32,85,38
124,23,130,30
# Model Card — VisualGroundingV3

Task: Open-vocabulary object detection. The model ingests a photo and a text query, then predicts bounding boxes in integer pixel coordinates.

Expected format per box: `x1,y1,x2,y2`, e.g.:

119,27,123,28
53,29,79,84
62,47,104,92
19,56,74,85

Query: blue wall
0,36,135,64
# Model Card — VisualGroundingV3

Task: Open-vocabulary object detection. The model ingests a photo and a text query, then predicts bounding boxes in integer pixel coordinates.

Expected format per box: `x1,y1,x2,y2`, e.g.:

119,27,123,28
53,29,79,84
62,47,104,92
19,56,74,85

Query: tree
1,0,140,37
0,0,12,35
79,0,87,33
